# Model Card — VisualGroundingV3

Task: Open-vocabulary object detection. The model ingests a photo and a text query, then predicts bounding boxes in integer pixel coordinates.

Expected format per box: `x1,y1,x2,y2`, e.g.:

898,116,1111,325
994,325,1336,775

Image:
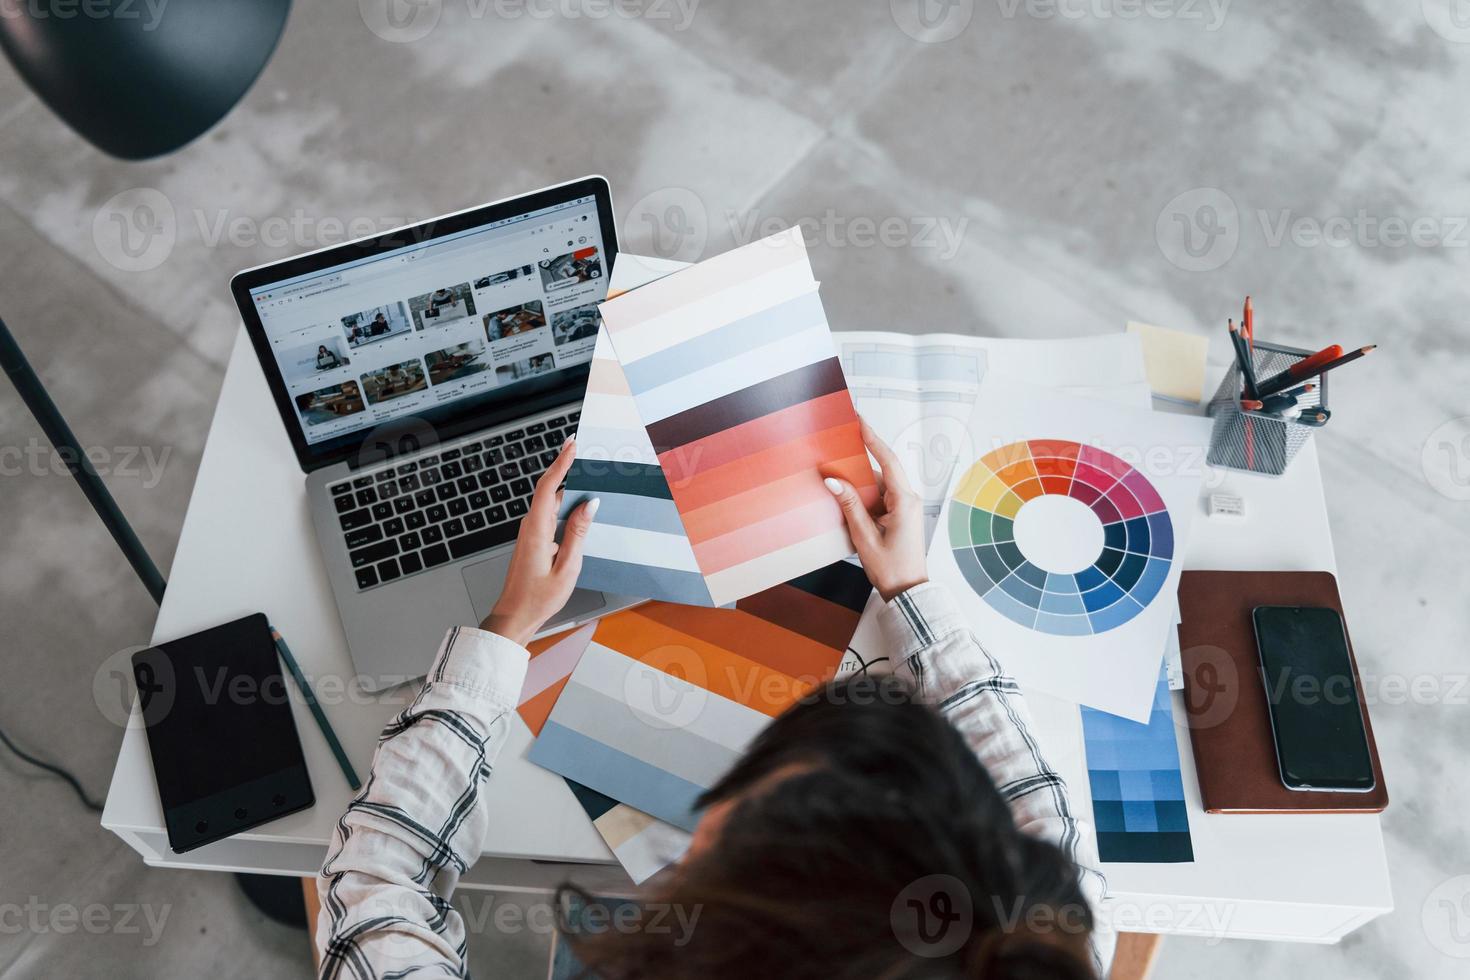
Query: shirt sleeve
315,626,529,979
882,582,1116,977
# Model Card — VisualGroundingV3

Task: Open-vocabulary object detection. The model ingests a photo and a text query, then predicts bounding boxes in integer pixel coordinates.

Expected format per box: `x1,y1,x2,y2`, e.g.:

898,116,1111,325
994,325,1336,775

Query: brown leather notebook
1176,570,1388,814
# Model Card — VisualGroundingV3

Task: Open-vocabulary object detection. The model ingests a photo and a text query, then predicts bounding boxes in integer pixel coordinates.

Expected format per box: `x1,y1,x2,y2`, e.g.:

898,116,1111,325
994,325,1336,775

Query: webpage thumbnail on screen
253,199,607,447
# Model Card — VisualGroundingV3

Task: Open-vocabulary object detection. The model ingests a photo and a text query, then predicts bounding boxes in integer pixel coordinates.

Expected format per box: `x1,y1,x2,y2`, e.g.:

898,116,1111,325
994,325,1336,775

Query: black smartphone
1252,605,1375,793
132,613,315,852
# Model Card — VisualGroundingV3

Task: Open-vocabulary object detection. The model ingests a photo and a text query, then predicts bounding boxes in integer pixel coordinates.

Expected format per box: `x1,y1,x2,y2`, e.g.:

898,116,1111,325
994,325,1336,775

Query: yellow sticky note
1127,321,1209,405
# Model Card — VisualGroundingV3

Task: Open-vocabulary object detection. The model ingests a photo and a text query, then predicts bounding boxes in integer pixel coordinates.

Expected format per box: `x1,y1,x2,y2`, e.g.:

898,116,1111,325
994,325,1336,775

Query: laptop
232,176,638,691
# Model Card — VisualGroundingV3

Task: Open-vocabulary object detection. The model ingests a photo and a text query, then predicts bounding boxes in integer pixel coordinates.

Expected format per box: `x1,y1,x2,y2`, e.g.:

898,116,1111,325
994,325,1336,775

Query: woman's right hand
481,438,598,647
822,419,929,602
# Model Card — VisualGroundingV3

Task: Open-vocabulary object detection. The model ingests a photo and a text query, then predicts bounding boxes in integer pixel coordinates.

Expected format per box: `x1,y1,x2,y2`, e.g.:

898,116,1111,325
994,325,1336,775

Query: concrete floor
1,1,1467,977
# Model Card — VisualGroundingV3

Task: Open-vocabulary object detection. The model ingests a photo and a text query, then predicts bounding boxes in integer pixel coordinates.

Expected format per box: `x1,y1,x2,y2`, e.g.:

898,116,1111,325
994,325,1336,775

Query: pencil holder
1206,340,1328,476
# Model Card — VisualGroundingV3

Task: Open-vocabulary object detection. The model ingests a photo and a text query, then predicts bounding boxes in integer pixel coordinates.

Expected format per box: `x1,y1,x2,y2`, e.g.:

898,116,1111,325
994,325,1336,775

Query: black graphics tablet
133,613,314,853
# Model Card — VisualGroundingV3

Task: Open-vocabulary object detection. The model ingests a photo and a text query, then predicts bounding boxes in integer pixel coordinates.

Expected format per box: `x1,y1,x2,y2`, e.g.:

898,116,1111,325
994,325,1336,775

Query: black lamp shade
0,0,291,160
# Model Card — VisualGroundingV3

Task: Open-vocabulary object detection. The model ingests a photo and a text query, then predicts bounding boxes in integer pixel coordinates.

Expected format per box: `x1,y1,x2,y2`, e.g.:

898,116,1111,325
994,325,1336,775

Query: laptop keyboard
328,411,580,591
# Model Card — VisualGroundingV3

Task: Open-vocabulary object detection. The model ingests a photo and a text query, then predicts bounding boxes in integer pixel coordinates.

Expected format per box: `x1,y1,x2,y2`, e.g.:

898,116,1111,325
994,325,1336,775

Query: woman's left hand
480,439,599,646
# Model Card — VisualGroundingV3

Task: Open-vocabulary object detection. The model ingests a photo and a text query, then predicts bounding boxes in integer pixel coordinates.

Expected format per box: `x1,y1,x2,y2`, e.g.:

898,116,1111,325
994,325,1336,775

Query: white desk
1020,454,1394,943
103,328,1392,939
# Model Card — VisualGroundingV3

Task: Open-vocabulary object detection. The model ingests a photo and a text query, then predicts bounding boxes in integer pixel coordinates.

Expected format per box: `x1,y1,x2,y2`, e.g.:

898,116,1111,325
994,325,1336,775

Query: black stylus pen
271,627,362,791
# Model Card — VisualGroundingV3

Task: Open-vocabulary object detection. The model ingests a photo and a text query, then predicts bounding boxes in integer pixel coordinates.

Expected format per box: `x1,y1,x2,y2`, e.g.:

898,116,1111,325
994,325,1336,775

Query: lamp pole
1,314,166,602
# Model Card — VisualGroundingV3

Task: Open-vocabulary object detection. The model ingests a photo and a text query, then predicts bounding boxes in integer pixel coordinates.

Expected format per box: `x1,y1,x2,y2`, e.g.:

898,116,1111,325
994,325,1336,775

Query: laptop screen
247,194,608,448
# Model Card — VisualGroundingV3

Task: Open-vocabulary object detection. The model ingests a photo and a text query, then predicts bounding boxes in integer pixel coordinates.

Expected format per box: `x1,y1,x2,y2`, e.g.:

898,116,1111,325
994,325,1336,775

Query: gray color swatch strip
549,679,743,789
577,490,687,535
577,555,714,606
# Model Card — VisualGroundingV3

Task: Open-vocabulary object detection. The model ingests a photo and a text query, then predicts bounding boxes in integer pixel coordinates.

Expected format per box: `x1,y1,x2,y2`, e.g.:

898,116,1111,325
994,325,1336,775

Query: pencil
1229,320,1258,467
1255,345,1343,397
1228,319,1260,397
1242,300,1256,390
1307,344,1376,379
271,627,362,791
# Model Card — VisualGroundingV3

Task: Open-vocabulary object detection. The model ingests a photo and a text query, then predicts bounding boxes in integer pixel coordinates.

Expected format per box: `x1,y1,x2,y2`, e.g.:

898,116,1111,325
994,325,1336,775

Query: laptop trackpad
461,554,608,629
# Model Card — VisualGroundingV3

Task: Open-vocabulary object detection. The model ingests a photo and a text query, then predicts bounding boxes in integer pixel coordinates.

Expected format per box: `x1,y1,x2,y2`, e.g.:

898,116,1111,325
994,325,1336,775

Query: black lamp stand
1,314,166,603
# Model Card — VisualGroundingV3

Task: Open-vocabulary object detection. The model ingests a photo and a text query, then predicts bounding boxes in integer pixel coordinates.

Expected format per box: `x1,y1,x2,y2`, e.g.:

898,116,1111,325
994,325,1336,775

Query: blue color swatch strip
528,720,704,832
1080,666,1194,863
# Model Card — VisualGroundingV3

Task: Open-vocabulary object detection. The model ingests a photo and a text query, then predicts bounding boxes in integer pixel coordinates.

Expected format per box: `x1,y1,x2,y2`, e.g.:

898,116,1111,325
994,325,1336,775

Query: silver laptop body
232,177,636,690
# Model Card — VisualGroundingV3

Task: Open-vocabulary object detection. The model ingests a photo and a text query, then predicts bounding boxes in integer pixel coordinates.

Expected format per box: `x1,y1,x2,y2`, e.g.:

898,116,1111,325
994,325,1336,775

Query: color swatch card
517,561,869,881
562,326,715,605
1080,666,1194,863
517,623,598,737
562,782,692,885
561,255,715,604
516,625,694,882
528,560,871,832
579,228,878,606
929,380,1210,722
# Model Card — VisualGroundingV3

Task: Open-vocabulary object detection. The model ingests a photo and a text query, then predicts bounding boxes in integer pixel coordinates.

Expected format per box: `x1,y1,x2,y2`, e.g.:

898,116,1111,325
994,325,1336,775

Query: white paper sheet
835,331,1150,545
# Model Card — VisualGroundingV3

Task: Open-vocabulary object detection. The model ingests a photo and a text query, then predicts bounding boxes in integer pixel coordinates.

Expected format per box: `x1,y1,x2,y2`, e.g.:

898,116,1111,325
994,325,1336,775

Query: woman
317,422,1114,979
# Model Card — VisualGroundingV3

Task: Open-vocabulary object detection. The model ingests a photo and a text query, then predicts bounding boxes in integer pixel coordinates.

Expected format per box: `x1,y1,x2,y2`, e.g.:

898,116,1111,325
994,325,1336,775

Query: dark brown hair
558,674,1096,979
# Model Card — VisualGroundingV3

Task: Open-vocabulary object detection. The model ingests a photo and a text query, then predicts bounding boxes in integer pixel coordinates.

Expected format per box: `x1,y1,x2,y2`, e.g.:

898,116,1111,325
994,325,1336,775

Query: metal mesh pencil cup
1206,340,1328,476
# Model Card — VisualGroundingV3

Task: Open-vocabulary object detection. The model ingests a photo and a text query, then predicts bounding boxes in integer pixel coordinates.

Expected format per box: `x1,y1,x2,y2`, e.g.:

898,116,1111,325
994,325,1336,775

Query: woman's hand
480,439,599,646
822,419,928,602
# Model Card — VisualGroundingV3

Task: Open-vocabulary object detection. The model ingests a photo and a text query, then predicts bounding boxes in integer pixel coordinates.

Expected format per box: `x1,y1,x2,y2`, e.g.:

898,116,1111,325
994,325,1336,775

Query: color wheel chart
947,439,1174,636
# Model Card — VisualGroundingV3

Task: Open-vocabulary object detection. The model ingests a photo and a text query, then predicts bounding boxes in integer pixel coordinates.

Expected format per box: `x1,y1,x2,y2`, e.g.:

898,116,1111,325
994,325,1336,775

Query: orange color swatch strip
658,420,869,512
632,602,848,681
593,609,823,717
518,683,565,737
693,493,848,574
517,629,583,736
678,456,870,545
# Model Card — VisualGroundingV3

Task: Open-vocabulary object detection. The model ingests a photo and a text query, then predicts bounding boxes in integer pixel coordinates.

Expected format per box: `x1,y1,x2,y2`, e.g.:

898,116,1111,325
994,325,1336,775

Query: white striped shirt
316,584,1114,977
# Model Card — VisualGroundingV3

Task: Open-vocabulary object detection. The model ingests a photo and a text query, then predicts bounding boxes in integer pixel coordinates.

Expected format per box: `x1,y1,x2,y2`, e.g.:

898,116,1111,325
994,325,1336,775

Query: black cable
0,722,104,813
845,647,891,676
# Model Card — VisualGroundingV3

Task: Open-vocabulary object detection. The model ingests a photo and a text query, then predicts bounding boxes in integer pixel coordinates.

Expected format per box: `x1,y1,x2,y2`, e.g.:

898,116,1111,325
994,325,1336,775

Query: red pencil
1231,313,1258,467
1288,344,1344,377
